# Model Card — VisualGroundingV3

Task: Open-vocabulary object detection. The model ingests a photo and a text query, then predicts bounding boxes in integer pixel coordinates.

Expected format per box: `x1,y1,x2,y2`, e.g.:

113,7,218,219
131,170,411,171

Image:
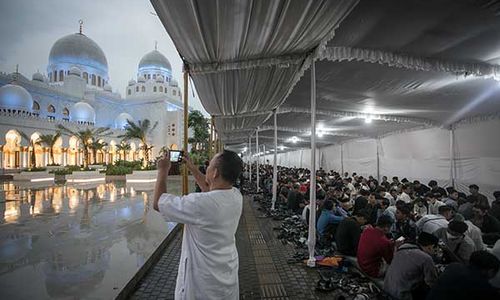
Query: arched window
32,101,40,111
153,74,157,79
164,87,167,93
54,70,58,82
159,86,163,93
48,104,56,113
63,107,69,116
148,74,151,79
59,70,64,81
141,86,146,92
128,89,131,95
97,76,101,87
83,72,88,83
91,74,96,85
135,86,139,92
173,90,176,96
153,86,157,92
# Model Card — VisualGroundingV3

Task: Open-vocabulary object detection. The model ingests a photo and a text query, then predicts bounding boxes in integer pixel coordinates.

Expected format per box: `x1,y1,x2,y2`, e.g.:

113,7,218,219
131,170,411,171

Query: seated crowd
254,166,500,300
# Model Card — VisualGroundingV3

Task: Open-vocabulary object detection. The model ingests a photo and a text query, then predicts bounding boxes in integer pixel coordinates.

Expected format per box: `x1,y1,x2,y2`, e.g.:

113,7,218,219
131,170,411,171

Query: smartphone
169,150,183,163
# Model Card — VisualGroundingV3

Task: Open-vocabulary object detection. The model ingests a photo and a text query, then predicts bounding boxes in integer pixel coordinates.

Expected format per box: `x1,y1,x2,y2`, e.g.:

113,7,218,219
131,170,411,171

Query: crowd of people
251,165,500,300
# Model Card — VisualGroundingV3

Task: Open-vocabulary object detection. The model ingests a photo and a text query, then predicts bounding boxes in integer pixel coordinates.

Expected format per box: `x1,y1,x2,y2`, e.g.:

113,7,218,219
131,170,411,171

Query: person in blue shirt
317,200,345,241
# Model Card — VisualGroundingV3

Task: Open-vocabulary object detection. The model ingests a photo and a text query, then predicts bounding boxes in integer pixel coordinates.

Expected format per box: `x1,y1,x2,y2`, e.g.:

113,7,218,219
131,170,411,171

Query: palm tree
57,125,110,167
116,141,131,161
36,132,61,165
89,140,107,164
118,119,158,166
19,131,37,167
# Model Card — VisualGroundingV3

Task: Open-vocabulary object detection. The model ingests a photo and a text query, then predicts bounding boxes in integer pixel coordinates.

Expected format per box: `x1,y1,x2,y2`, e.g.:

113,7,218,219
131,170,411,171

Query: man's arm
184,154,209,192
153,152,171,212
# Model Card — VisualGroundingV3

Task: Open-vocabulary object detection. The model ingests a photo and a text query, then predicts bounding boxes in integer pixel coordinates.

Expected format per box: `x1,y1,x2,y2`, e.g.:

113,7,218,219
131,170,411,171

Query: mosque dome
128,79,136,86
0,84,33,113
137,75,146,83
103,84,112,92
49,33,107,71
170,79,178,87
138,50,171,71
70,101,95,124
114,112,135,129
32,72,44,82
68,66,82,77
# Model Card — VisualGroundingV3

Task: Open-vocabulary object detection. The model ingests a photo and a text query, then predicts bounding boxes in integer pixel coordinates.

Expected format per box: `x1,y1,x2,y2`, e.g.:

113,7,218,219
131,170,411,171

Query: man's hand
182,153,196,171
157,151,171,175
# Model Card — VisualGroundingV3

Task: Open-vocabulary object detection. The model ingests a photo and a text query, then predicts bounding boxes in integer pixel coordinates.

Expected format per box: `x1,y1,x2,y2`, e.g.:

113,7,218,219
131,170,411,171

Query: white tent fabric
152,0,500,199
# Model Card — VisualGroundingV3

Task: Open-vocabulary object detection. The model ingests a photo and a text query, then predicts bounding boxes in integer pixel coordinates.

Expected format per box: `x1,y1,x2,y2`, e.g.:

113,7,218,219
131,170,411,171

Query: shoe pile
276,215,308,247
317,269,389,299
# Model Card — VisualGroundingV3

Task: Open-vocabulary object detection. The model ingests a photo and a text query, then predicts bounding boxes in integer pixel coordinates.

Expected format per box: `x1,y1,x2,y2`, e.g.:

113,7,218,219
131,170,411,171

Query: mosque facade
0,28,188,169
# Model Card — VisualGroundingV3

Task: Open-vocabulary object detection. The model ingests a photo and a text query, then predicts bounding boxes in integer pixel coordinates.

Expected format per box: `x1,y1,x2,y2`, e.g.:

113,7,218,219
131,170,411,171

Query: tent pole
272,109,278,210
340,143,344,175
307,60,317,267
249,136,252,184
449,127,455,188
376,138,380,182
256,128,260,192
182,65,189,195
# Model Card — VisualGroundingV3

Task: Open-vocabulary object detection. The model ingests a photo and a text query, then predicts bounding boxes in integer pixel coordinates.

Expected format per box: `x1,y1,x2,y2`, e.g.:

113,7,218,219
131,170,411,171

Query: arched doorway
3,130,21,168
53,136,63,165
109,140,116,163
68,136,79,166
129,142,136,161
30,133,43,167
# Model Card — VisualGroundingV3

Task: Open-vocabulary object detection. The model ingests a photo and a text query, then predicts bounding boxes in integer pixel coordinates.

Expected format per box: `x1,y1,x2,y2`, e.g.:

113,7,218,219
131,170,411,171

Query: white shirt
397,192,412,204
158,188,242,300
428,200,445,215
416,214,448,234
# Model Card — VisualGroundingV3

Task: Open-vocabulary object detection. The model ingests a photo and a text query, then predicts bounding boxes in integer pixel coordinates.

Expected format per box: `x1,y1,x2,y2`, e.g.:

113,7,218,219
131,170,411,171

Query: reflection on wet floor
0,180,181,300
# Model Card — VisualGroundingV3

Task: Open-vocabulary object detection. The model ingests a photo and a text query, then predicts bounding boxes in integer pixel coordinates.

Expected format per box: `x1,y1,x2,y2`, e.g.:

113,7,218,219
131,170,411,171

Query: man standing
153,150,243,300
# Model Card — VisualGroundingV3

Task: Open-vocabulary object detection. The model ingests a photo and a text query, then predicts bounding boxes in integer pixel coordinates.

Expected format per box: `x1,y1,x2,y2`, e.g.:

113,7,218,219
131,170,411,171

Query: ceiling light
365,117,372,124
291,136,298,143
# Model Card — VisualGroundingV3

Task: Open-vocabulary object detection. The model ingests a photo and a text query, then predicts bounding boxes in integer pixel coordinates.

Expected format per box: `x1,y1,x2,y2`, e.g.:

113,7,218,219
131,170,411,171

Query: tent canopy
152,0,500,153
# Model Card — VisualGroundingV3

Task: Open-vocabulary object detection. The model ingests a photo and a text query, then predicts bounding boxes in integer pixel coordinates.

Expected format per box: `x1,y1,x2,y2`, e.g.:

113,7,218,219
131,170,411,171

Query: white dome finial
79,19,83,34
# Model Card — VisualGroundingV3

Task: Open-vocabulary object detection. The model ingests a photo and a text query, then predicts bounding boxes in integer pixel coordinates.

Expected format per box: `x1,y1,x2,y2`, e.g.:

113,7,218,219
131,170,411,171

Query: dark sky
0,0,206,113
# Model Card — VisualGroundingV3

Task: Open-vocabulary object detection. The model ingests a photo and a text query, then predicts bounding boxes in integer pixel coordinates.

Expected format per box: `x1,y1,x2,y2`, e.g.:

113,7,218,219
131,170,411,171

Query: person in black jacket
335,210,369,256
427,250,500,300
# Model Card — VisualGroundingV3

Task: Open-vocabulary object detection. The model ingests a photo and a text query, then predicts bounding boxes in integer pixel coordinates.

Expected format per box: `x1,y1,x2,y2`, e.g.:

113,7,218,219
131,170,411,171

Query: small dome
70,101,95,124
49,33,108,73
128,79,136,86
137,75,146,83
156,75,164,82
114,112,134,129
0,84,33,112
103,84,112,92
68,66,82,76
32,72,44,82
170,79,178,87
138,50,171,71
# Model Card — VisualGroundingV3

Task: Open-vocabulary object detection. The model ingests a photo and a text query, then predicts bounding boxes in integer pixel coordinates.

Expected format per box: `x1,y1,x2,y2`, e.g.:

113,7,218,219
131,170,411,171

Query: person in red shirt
357,215,395,278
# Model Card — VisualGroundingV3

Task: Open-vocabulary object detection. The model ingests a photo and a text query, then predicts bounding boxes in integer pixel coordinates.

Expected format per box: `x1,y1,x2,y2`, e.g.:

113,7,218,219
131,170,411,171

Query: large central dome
49,33,108,72
138,50,171,71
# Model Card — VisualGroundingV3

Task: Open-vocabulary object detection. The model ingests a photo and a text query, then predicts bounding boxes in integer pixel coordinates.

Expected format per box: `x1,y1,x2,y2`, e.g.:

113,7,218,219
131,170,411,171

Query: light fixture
365,116,372,124
279,145,285,151
291,136,298,143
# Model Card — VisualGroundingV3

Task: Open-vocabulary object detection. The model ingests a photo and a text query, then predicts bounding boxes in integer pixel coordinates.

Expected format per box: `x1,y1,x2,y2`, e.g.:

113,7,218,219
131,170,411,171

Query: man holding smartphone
153,149,243,300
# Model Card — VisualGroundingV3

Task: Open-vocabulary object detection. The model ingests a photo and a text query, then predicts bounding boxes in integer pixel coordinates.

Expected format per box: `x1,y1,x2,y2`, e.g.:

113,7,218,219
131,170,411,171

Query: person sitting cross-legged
357,215,395,278
335,209,370,256
384,232,439,300
434,220,475,264
316,200,344,243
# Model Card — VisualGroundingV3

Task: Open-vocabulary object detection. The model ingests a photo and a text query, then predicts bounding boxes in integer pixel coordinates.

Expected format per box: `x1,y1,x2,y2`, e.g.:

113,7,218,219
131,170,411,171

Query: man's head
323,200,334,211
380,198,390,210
206,150,243,188
438,205,453,220
428,180,438,188
473,203,489,218
395,204,411,221
469,184,479,195
413,180,421,187
449,189,459,200
354,210,370,225
494,191,500,201
376,215,394,234
469,250,500,279
368,192,377,205
446,220,468,240
417,232,439,255
392,176,399,183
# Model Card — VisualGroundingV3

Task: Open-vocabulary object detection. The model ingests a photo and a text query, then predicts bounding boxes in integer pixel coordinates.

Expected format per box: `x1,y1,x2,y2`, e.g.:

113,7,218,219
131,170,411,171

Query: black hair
323,200,334,210
397,204,411,216
354,209,370,220
438,205,452,214
469,250,500,274
428,180,437,187
216,150,243,184
380,198,390,207
494,191,500,198
376,215,394,228
469,184,479,190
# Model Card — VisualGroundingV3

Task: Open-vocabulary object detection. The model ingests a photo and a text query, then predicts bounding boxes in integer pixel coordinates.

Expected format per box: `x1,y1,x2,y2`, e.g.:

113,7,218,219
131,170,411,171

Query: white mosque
0,26,189,169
